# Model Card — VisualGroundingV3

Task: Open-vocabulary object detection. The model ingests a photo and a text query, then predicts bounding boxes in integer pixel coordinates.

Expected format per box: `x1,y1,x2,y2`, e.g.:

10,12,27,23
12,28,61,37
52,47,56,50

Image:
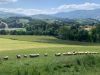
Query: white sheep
91,52,99,54
16,55,21,59
55,53,61,56
77,52,85,55
63,52,76,55
23,55,27,58
3,56,8,60
44,53,48,56
29,54,40,58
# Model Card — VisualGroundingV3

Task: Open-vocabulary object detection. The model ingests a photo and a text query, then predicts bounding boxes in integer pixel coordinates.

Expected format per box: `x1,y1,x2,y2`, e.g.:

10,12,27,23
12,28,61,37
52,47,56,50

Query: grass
0,35,100,75
14,55,100,75
0,28,26,31
0,35,96,51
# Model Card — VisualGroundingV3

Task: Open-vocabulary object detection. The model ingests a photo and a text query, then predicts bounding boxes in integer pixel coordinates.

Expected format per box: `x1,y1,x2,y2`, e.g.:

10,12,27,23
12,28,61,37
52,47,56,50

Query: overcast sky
0,0,100,15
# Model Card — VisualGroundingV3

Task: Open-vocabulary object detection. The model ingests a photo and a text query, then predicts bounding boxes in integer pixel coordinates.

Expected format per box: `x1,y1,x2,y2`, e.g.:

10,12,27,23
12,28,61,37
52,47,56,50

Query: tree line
0,18,100,42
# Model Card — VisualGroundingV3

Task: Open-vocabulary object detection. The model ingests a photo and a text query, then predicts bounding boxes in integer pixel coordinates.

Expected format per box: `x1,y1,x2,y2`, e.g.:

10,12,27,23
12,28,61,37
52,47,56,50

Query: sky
0,0,100,15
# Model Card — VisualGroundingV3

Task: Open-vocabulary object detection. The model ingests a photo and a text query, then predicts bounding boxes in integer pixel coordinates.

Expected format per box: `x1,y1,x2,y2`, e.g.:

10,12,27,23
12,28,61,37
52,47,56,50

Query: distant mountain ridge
31,14,57,19
53,9,100,19
1,9,100,20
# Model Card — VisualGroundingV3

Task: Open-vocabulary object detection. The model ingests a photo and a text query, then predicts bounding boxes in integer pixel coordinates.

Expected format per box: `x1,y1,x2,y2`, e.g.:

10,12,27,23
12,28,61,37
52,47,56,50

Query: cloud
0,0,17,3
0,2,100,15
53,2,100,12
0,8,48,15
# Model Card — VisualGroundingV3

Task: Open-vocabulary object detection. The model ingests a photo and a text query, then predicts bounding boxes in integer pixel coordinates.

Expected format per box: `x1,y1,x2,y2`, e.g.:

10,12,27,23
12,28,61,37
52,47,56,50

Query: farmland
1,0,100,75
0,35,100,75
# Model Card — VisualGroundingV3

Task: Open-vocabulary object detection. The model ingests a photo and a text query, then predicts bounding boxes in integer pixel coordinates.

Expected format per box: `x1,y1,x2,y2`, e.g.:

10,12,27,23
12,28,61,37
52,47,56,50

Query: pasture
0,35,100,75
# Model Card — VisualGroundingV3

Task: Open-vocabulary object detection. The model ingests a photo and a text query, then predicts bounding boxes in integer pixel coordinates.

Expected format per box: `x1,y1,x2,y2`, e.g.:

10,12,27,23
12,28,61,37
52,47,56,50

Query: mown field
0,35,100,75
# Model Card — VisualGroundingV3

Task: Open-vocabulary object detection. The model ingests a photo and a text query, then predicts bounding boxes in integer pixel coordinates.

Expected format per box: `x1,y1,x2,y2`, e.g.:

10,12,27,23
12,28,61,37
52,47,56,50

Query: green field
0,28,26,31
0,35,100,75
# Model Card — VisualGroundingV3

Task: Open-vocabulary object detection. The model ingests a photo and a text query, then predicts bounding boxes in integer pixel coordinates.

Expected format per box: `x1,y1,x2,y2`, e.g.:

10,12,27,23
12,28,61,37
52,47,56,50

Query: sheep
91,52,99,54
74,52,79,55
55,53,61,56
44,53,48,56
94,52,99,54
3,56,8,60
23,55,27,58
85,51,96,55
63,53,67,55
63,52,76,56
72,52,77,55
29,54,40,58
84,52,89,55
75,51,98,55
77,52,85,55
16,55,21,59
78,51,94,55
63,51,99,56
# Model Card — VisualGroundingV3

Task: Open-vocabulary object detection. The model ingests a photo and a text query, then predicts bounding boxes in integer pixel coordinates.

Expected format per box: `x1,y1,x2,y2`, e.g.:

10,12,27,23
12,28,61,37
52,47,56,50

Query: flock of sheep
55,52,99,56
3,51,99,60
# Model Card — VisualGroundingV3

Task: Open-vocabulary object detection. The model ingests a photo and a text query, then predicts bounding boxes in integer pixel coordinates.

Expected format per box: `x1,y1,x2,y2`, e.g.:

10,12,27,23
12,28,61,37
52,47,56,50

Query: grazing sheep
63,52,76,56
77,52,85,55
94,52,99,54
63,51,99,56
55,53,61,56
74,52,79,55
85,51,95,55
84,52,89,55
29,54,40,58
75,51,99,55
16,55,21,59
87,52,92,54
77,51,99,55
63,53,67,55
23,55,27,58
44,53,48,56
3,56,8,60
91,52,99,54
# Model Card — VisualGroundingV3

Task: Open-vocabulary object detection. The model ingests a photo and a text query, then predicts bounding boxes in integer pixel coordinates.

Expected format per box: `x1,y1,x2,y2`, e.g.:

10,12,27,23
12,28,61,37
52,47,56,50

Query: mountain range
1,9,100,19
54,9,100,19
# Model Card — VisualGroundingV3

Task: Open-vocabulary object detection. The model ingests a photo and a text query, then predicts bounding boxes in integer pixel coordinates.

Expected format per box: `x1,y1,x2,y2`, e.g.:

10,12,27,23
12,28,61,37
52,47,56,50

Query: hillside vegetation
0,17,100,43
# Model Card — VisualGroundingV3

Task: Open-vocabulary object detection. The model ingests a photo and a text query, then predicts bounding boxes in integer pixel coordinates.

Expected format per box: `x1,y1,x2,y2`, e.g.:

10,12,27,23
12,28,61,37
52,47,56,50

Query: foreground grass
0,35,100,75
0,53,99,75
0,47,99,75
15,55,100,75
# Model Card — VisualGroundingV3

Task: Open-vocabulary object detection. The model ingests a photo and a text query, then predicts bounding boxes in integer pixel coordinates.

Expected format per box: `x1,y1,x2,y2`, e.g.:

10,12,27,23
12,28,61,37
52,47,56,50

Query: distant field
0,28,26,31
0,35,100,51
0,36,78,51
0,35,100,75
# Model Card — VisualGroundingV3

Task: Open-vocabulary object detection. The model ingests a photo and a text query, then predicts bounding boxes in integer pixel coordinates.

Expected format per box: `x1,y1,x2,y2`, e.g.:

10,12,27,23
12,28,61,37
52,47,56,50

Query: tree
91,24,100,42
91,28,97,42
78,29,89,42
0,30,8,35
96,24,100,42
58,26,70,40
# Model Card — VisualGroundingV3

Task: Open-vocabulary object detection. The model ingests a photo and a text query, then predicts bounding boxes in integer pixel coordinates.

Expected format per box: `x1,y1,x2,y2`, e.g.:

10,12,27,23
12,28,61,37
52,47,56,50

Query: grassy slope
0,35,100,51
0,35,100,75
0,36,83,51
